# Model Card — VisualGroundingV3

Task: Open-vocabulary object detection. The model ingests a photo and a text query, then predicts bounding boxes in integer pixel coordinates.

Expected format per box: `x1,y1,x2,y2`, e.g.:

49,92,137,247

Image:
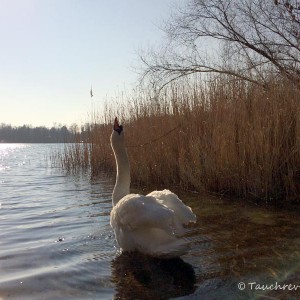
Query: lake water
0,144,299,300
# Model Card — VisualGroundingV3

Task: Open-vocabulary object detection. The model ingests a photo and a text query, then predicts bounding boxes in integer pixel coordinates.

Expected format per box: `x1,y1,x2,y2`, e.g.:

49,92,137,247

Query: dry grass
57,76,300,203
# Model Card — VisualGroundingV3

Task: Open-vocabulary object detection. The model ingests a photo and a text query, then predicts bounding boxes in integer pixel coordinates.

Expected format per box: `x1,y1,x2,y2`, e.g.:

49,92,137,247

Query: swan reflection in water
111,251,196,300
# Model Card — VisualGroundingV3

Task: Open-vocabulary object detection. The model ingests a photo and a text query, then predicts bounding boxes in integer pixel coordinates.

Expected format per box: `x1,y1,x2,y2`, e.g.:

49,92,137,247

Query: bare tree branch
140,0,300,89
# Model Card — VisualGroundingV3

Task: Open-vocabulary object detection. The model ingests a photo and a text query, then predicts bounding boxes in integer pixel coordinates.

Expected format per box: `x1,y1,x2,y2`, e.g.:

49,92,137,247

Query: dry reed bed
60,78,300,202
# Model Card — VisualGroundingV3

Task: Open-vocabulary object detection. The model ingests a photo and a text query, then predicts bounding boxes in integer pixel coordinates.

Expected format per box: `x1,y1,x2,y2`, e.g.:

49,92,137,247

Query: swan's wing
147,189,197,226
110,194,175,234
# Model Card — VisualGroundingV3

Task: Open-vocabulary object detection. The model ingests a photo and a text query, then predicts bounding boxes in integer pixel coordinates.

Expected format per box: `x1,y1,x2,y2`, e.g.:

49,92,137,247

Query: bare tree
140,0,300,89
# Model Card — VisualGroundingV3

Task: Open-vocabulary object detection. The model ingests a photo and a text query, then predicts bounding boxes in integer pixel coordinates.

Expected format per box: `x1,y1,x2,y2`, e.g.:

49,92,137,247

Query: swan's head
111,117,125,147
113,117,123,135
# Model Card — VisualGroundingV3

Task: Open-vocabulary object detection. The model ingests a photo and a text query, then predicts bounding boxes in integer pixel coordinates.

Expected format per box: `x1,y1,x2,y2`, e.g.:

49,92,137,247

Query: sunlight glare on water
0,144,27,171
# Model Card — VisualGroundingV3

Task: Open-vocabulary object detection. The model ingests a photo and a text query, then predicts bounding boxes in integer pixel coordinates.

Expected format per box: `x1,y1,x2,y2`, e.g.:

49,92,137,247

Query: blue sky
0,0,181,127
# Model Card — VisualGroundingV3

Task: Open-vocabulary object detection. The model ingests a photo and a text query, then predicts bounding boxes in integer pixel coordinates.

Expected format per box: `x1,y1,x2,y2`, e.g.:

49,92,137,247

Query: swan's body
110,118,196,257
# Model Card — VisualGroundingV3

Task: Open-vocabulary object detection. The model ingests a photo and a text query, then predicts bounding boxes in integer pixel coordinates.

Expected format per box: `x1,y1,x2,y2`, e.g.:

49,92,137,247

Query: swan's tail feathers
127,228,193,258
154,237,192,258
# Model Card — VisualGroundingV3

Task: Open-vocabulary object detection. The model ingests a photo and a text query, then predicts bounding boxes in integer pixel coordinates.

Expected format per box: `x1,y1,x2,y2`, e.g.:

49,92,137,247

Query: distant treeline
0,124,78,143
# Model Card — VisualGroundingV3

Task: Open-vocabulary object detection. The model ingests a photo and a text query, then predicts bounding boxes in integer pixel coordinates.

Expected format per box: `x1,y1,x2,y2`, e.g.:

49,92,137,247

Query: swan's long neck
112,140,130,206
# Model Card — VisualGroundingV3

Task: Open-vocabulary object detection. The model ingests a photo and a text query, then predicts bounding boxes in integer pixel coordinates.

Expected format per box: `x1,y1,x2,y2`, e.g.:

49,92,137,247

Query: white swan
110,118,196,257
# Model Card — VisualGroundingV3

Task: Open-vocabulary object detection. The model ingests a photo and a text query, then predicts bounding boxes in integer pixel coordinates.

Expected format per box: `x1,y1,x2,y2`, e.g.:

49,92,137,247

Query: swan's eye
115,125,123,135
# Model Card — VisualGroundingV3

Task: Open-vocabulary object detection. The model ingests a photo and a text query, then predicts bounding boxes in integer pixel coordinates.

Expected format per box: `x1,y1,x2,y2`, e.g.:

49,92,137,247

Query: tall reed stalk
58,76,300,202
